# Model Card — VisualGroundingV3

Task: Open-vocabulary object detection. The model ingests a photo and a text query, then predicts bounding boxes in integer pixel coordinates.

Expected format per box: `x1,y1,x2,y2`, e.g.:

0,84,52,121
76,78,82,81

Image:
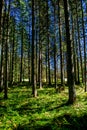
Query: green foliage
0,85,87,129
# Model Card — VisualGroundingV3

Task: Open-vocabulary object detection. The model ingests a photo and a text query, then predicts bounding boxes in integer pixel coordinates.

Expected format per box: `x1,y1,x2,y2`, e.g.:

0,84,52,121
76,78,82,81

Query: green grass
0,84,87,130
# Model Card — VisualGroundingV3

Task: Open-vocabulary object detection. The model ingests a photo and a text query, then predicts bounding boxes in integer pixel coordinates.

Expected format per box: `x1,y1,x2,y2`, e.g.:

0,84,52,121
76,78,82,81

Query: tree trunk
38,2,42,89
80,0,86,91
58,0,64,86
32,0,37,97
76,0,83,83
63,0,76,104
20,26,23,82
54,3,57,88
46,0,51,86
0,0,4,28
28,19,31,83
0,0,4,92
10,19,15,85
4,0,11,99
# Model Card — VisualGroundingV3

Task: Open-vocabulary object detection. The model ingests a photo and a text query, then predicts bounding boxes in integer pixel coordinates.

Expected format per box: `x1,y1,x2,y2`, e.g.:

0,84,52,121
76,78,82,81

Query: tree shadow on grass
13,99,57,115
48,102,69,112
54,114,87,130
12,96,87,130
13,121,52,130
13,113,87,130
12,102,76,130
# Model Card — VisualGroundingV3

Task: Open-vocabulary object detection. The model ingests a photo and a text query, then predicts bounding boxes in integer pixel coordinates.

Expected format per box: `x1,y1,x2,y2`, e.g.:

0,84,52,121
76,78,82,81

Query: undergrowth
0,84,87,130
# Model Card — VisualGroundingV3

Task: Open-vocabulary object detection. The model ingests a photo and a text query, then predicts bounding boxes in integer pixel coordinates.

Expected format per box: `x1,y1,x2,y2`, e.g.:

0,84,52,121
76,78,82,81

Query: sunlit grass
0,84,87,129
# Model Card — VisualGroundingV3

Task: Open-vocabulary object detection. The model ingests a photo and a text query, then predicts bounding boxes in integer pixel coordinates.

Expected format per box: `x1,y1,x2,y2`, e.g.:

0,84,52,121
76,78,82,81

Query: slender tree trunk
28,27,31,83
35,2,38,83
36,26,38,83
73,35,77,84
4,0,10,99
0,0,4,92
32,0,37,97
0,38,4,92
0,0,4,28
14,40,18,82
76,0,83,83
10,20,15,85
20,26,23,82
76,38,80,84
63,0,76,104
58,0,64,85
38,2,42,89
28,12,31,83
46,1,51,86
80,0,86,91
69,3,77,85
54,3,57,88
39,40,42,89
46,50,48,83
39,34,42,89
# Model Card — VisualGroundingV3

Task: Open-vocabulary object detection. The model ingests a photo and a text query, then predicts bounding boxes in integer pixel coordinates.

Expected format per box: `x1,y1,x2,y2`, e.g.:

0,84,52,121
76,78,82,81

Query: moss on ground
0,84,87,130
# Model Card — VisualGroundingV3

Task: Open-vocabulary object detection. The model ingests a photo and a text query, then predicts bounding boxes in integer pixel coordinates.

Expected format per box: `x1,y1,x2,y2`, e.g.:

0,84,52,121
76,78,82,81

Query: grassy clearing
0,84,87,130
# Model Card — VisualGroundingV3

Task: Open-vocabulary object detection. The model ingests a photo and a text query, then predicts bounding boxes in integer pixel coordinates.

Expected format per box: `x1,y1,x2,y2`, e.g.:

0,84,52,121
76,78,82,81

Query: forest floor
0,83,87,130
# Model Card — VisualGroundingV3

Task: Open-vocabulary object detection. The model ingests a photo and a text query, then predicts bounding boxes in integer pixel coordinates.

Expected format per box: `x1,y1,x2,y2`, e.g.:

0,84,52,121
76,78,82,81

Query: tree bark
4,0,11,99
80,0,86,91
0,0,4,92
20,25,23,82
54,3,57,88
63,0,76,104
76,0,83,83
32,0,37,97
58,0,64,86
46,0,51,86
